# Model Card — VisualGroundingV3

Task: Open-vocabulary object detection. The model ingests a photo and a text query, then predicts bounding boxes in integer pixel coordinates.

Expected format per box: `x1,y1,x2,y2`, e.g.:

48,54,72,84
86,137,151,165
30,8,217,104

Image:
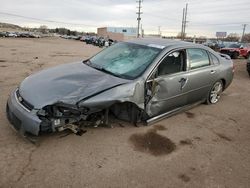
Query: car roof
127,38,198,49
127,38,221,58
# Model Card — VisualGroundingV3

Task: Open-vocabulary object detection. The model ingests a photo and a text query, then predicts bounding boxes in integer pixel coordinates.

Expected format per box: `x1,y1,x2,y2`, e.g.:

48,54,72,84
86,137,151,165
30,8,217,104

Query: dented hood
19,62,129,109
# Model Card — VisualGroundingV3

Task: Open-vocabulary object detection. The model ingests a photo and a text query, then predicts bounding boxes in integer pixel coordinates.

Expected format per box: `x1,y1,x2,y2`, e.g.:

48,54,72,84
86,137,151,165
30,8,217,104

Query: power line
189,0,247,6
144,12,180,22
191,7,250,14
136,0,143,38
190,22,250,26
0,9,248,37
0,11,97,27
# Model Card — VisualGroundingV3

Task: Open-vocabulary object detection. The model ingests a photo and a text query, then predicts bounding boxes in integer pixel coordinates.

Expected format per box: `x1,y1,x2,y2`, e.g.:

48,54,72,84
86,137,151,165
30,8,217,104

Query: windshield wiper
83,59,94,67
84,60,104,70
97,66,124,78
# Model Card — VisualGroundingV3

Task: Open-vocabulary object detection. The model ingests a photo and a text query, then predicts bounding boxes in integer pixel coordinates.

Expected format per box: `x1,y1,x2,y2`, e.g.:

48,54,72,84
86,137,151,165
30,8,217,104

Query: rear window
210,53,220,65
187,49,210,70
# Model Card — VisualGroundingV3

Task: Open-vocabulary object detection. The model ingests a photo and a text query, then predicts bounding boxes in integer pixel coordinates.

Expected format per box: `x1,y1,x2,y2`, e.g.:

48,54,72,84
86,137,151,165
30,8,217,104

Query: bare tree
242,33,250,43
225,33,240,42
176,32,186,39
39,25,48,34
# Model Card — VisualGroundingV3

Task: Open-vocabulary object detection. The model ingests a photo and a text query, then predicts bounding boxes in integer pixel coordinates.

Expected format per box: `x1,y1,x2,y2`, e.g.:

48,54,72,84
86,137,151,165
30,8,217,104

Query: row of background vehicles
83,36,116,47
60,35,116,47
204,40,250,76
219,42,250,59
1,31,115,48
62,35,250,57
2,31,249,58
0,31,41,38
203,40,250,59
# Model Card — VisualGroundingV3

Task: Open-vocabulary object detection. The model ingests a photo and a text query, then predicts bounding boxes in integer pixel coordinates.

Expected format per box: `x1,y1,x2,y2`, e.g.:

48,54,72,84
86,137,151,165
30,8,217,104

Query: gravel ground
0,37,250,188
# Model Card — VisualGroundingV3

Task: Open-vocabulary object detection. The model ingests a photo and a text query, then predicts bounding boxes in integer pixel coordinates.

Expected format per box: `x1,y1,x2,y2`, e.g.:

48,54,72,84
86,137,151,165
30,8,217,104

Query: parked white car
6,32,18,37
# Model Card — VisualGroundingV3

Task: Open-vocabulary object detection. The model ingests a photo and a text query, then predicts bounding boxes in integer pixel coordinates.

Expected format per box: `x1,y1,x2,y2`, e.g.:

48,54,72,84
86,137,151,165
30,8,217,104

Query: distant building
97,27,137,41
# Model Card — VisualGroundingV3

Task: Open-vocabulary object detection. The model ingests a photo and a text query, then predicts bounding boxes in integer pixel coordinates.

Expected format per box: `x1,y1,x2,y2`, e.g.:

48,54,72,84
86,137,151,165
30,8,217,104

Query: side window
187,49,210,70
210,53,220,65
157,50,185,76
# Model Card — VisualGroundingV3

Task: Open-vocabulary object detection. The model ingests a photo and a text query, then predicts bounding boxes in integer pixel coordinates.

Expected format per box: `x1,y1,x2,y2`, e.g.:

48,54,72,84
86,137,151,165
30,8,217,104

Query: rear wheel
207,81,223,104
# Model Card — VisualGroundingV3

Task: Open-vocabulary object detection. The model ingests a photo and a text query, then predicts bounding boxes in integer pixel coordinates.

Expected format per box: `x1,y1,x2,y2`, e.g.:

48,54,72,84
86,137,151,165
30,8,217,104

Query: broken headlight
37,104,89,118
37,104,90,132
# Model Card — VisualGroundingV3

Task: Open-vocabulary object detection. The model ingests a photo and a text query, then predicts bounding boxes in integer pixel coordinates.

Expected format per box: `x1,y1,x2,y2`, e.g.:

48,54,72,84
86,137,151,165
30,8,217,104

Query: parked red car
220,43,250,59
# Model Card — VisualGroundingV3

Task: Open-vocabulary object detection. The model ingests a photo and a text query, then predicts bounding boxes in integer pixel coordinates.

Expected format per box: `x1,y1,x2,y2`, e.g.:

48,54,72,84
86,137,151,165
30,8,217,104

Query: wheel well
109,102,144,125
221,79,226,90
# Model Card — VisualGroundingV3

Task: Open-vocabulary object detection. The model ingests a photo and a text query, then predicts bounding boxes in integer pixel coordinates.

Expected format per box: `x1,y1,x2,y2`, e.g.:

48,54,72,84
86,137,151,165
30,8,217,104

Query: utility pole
241,24,247,42
181,8,185,40
141,24,144,38
158,26,161,37
183,3,188,40
136,0,143,38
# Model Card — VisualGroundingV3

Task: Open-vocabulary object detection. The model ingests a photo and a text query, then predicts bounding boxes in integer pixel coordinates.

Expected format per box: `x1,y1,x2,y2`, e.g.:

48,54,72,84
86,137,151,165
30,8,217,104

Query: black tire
6,103,12,124
232,52,239,59
248,71,250,77
245,53,250,59
206,80,223,104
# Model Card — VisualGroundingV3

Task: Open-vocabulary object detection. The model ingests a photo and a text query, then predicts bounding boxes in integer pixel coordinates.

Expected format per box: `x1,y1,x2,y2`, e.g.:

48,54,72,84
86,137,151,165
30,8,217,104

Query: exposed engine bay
37,102,144,136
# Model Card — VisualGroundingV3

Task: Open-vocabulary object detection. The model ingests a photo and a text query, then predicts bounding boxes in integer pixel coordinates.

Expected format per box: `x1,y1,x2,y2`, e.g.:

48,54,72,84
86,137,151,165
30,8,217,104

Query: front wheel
232,52,239,59
245,53,250,59
206,81,223,104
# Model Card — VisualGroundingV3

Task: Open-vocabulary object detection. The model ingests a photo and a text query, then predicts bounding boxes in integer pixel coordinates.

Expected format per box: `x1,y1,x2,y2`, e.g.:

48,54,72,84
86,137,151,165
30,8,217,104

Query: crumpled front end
6,80,146,136
35,81,146,134
6,61,143,136
6,88,105,136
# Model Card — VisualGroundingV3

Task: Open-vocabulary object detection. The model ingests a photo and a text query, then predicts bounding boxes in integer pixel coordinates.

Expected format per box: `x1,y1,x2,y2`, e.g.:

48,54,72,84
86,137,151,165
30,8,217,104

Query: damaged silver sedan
6,38,234,136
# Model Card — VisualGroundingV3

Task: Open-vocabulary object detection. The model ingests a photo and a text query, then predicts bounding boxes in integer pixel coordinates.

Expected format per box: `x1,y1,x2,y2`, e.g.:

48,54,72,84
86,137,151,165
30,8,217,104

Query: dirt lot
0,37,250,188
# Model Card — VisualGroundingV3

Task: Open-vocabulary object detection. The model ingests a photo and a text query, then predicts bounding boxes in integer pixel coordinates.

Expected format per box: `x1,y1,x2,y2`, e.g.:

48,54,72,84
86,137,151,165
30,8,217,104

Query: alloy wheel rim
210,82,223,104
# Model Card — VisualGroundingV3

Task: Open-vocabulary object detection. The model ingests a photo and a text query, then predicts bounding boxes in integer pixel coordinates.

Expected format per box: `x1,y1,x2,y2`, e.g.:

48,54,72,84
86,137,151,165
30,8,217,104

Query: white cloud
0,0,249,37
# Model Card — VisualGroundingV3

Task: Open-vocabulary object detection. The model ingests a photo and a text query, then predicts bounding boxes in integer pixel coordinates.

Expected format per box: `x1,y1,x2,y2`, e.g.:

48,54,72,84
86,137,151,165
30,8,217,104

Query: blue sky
0,0,249,37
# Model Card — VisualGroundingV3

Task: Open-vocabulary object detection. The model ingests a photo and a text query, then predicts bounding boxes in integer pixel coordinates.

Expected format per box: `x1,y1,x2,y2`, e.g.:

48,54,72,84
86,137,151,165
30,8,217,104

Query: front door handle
179,77,188,90
179,77,187,83
210,70,216,74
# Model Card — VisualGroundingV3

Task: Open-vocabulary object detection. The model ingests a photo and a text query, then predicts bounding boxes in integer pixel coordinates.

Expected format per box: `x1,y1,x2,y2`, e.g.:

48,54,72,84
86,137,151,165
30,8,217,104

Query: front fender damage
37,82,147,135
